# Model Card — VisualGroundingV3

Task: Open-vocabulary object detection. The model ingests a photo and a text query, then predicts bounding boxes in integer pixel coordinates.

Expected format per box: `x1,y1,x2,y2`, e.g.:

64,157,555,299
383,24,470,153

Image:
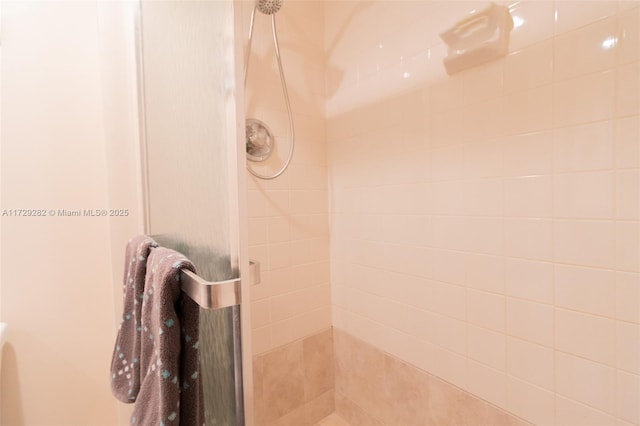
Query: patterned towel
131,247,203,426
111,235,158,402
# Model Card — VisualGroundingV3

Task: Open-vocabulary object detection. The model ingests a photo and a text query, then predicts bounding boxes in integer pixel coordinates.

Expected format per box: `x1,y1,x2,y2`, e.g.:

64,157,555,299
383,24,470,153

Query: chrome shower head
256,0,282,15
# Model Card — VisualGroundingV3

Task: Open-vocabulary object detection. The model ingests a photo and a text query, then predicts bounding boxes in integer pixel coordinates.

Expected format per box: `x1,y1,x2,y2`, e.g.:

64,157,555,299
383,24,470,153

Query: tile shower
245,1,639,425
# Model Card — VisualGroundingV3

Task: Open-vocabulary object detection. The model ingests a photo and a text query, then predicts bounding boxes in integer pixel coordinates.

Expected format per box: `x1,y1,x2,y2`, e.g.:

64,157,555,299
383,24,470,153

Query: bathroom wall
97,2,146,424
334,329,529,426
0,2,124,424
0,2,144,424
243,0,332,356
253,328,335,425
326,1,639,425
97,0,146,329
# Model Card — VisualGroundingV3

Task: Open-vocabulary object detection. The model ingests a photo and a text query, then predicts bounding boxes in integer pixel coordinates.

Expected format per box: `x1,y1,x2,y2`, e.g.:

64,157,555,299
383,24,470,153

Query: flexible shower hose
244,5,295,180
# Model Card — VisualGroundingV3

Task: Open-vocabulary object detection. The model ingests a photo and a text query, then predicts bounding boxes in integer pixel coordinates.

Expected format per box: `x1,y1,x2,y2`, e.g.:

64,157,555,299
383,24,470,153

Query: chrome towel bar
180,270,241,310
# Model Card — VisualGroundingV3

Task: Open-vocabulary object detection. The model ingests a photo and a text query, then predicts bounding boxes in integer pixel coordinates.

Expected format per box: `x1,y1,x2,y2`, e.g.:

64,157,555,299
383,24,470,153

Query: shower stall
134,0,639,425
249,1,639,425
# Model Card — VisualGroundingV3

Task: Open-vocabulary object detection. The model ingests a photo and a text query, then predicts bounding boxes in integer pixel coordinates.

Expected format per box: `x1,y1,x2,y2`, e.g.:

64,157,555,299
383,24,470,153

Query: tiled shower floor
315,413,352,426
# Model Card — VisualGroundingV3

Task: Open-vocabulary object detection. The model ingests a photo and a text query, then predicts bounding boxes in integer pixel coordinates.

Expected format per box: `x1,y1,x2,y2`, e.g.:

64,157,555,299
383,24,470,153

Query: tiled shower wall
243,2,334,424
253,329,335,425
333,329,530,426
327,1,639,425
243,0,331,356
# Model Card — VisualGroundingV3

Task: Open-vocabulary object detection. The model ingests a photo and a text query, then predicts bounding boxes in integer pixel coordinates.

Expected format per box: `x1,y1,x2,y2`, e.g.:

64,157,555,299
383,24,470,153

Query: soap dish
440,2,514,75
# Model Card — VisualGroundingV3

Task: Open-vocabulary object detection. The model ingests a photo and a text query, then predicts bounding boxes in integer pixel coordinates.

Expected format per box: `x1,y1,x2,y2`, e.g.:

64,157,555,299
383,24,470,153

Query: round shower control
246,118,274,162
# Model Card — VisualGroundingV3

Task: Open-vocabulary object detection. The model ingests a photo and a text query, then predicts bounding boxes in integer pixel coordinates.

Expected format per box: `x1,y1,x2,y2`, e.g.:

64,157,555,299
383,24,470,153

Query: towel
111,235,158,402
131,247,203,426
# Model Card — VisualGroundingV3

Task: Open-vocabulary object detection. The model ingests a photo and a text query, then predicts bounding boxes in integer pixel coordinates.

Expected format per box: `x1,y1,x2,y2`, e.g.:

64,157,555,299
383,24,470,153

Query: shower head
256,0,282,15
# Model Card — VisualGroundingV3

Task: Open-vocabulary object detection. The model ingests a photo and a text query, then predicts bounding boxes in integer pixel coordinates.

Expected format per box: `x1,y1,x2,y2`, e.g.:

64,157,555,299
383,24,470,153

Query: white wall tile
615,117,640,169
553,120,614,172
554,1,618,35
270,307,332,349
507,337,555,390
507,298,554,347
270,284,331,323
264,190,291,217
252,326,272,355
555,352,615,414
465,254,505,294
249,217,268,246
556,395,618,426
467,325,506,371
428,312,467,356
616,221,640,272
505,258,554,304
504,85,553,136
267,216,291,243
405,307,466,356
508,1,555,51
618,7,640,64
431,179,502,216
429,74,464,113
618,1,640,12
616,272,640,323
617,62,640,116
617,321,640,374
554,171,614,219
554,17,617,81
429,249,467,287
467,360,507,407
429,344,467,390
554,70,615,126
504,218,553,261
555,308,616,365
555,264,616,317
616,169,639,220
503,130,554,177
268,242,291,270
248,189,267,218
504,175,553,218
504,40,553,93
251,299,271,329
433,217,503,255
430,144,466,181
468,289,505,332
616,371,640,424
430,109,464,147
462,139,504,179
506,376,555,426
269,266,304,296
462,60,504,105
426,280,467,320
554,220,615,268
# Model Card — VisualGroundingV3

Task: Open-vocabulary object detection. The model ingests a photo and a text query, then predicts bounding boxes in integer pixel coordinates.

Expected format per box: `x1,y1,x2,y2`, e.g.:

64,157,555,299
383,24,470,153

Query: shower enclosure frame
132,1,254,424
